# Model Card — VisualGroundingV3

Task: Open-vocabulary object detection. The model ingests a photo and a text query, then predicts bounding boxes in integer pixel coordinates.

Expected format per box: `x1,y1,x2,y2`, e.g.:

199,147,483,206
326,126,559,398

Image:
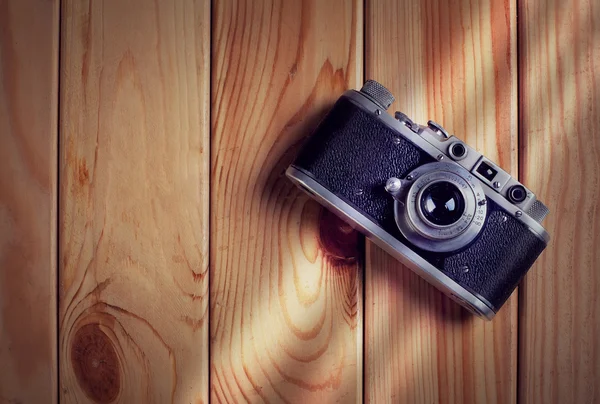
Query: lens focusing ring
393,162,487,253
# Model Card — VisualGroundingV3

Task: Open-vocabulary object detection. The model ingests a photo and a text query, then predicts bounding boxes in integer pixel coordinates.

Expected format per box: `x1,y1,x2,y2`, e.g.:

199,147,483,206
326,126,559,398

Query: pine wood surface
0,0,59,403
1,0,599,403
518,0,600,403
364,1,518,403
58,1,210,403
210,1,363,402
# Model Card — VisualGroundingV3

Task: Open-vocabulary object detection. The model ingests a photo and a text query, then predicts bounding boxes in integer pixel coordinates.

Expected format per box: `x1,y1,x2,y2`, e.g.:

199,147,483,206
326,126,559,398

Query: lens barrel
392,162,488,253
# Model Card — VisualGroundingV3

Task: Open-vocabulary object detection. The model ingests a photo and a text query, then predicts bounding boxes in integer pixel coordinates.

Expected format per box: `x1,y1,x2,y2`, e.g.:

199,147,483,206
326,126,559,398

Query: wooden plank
0,0,59,403
518,0,600,402
210,1,363,402
365,0,518,403
59,1,210,402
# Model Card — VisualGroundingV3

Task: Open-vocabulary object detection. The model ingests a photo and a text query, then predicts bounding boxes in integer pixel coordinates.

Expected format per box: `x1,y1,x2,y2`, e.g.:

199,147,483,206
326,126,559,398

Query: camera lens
508,185,527,203
449,142,467,160
420,182,466,226
395,162,488,252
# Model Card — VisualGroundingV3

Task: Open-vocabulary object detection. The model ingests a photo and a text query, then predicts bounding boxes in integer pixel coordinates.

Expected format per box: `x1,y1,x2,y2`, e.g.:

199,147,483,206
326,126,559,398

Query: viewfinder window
476,161,498,181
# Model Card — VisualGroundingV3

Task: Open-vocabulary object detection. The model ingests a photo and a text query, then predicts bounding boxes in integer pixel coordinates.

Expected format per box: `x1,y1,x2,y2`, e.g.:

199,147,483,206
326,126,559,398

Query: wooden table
1,0,599,403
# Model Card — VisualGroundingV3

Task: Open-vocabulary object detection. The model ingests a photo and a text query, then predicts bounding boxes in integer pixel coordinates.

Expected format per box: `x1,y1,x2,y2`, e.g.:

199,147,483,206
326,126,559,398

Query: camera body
286,80,550,319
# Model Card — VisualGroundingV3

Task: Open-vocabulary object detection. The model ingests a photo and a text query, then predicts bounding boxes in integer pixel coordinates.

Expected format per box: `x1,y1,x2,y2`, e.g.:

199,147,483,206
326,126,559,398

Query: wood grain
210,0,363,402
365,0,518,402
59,1,210,402
519,0,600,402
0,0,59,403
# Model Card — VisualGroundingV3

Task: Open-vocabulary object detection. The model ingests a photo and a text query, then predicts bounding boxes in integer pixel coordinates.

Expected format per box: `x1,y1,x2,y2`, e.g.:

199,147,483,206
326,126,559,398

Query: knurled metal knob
526,200,550,224
360,80,395,110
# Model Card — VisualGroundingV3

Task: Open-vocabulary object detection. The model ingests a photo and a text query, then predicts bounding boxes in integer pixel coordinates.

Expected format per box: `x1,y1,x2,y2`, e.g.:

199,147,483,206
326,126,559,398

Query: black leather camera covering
293,96,546,311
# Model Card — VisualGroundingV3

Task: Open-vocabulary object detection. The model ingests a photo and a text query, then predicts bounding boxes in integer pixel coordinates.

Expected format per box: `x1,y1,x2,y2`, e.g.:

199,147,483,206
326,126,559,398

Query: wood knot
318,209,360,266
71,324,120,403
78,159,89,185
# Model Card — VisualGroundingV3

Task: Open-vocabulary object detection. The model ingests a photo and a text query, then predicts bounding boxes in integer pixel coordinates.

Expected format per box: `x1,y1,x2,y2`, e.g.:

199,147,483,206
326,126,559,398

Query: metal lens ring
413,177,470,237
407,171,475,241
394,162,487,253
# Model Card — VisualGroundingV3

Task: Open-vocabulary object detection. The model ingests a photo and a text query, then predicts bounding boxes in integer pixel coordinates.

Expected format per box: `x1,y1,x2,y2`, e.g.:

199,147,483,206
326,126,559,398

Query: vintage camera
286,80,550,320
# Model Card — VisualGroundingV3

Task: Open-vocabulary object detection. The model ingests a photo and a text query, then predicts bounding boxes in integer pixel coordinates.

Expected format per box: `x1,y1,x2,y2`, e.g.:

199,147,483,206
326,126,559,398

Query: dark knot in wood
318,209,360,266
71,324,121,403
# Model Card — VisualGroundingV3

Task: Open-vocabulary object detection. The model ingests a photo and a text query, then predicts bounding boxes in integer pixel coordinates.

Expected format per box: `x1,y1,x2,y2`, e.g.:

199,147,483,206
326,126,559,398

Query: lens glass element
420,182,465,226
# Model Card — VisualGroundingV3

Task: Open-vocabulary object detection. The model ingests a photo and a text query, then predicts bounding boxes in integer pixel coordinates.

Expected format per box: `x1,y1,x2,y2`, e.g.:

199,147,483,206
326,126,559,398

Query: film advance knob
360,80,395,110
